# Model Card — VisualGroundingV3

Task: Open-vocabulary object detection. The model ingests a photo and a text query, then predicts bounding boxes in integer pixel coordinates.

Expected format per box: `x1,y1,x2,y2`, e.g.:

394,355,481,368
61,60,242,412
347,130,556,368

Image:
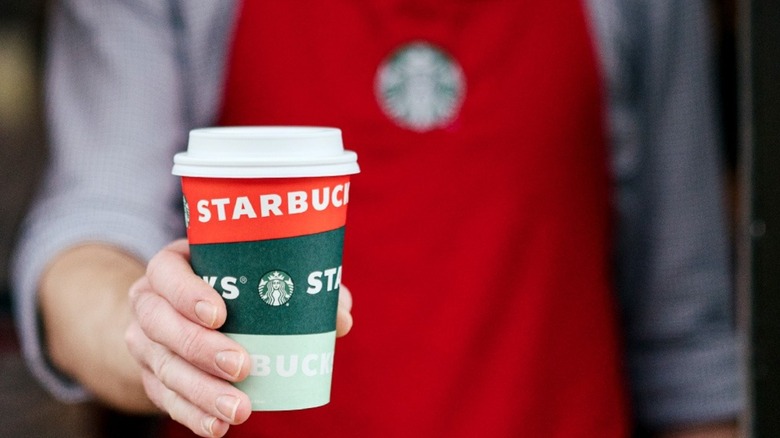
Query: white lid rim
172,150,358,166
172,162,361,178
190,126,341,138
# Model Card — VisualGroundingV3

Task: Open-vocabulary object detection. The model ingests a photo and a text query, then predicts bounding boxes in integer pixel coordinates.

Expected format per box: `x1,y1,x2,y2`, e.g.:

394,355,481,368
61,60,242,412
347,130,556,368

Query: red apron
169,0,630,436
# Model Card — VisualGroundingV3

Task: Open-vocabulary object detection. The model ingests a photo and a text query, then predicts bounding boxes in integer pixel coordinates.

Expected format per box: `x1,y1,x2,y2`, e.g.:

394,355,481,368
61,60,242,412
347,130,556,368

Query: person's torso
169,1,630,436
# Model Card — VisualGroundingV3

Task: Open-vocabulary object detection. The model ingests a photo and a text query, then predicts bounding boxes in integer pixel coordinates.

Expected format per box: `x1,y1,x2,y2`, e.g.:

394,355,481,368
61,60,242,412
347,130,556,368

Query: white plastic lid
172,126,360,178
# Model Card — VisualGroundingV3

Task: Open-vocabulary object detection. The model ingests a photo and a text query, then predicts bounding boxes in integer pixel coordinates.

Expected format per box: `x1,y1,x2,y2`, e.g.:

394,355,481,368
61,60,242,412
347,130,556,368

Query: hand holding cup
126,238,355,437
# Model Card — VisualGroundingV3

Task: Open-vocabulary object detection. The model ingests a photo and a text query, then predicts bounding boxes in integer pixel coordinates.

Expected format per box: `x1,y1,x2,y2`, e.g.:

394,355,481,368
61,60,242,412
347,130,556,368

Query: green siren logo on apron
375,41,466,132
259,270,295,306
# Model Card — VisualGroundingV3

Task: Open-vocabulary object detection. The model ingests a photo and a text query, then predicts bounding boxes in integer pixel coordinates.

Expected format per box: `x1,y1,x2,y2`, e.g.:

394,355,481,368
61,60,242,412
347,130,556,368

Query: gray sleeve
11,0,191,402
595,0,742,428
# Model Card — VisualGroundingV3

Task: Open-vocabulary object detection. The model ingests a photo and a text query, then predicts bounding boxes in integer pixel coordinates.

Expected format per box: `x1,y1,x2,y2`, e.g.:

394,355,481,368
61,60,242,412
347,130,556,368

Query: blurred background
0,0,69,434
0,0,767,436
0,0,158,436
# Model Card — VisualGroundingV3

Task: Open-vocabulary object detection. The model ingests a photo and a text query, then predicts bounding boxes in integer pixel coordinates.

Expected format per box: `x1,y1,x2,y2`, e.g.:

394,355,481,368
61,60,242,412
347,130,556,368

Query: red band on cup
182,175,350,244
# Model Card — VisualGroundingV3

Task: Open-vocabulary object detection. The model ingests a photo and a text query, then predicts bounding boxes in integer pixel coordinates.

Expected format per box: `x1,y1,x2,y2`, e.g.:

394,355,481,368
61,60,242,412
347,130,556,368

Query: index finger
146,239,226,329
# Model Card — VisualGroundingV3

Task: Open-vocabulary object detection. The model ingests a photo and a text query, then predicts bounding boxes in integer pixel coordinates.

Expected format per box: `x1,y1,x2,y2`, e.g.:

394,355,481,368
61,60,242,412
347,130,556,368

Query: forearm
39,243,158,413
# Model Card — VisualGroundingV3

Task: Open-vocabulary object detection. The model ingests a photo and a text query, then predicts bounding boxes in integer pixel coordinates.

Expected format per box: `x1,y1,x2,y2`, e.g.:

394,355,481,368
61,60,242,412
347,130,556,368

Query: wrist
39,243,156,412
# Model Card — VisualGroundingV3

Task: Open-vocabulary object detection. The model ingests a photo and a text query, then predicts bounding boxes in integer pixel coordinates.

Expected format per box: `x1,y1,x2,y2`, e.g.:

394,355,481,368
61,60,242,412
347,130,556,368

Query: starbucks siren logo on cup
172,127,359,411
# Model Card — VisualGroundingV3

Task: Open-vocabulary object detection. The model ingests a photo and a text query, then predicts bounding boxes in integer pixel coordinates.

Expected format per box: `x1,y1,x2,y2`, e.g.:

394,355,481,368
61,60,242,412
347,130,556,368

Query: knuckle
140,370,167,412
133,292,161,331
171,278,194,309
178,325,207,360
127,280,140,303
124,323,143,357
187,378,209,404
163,391,188,425
152,348,179,389
145,251,164,283
128,276,151,308
142,368,225,438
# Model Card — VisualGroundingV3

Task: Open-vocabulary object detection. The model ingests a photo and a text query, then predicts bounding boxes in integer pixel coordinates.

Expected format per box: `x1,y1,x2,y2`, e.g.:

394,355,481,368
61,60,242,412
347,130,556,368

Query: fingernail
195,301,217,327
216,350,244,379
202,416,216,436
216,395,240,422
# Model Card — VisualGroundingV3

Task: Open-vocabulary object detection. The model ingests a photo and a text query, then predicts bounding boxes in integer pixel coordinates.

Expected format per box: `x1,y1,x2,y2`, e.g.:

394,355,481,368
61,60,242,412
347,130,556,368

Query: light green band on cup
226,331,337,411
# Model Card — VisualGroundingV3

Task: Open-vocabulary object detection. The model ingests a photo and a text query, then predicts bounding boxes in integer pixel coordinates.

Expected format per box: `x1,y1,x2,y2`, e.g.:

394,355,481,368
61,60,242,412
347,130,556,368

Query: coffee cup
172,126,359,410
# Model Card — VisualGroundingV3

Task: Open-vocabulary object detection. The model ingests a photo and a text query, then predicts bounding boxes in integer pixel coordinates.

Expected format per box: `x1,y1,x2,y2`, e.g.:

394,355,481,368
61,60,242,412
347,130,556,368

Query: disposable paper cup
173,127,359,411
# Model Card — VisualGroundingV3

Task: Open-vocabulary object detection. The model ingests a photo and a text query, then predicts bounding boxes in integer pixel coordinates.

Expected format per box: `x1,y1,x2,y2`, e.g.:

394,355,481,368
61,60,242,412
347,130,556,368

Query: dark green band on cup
190,227,345,335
